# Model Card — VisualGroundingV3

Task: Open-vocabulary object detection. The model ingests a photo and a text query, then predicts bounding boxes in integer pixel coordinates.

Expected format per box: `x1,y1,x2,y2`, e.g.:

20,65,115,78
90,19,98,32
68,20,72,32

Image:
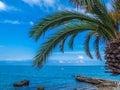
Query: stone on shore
38,86,44,90
13,80,29,87
76,75,120,90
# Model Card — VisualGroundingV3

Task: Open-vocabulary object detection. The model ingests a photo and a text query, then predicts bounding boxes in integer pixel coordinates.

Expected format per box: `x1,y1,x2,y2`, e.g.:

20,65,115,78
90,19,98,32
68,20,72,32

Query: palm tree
30,0,120,76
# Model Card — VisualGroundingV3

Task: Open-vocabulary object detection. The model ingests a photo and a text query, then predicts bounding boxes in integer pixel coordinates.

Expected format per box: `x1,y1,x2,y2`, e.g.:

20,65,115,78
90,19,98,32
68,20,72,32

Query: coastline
1,65,120,90
75,75,120,90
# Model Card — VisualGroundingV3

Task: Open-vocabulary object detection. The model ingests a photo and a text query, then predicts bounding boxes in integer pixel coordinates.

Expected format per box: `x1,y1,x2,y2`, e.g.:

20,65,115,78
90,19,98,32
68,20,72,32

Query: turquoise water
0,65,120,90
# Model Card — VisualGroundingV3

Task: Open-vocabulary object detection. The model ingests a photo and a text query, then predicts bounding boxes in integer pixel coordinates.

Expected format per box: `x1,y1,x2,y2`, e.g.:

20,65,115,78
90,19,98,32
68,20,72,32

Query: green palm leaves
32,23,98,67
113,0,120,12
30,0,120,67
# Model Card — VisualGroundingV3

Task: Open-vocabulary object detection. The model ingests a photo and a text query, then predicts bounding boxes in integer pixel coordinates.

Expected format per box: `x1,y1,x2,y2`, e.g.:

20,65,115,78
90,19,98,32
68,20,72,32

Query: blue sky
0,0,111,65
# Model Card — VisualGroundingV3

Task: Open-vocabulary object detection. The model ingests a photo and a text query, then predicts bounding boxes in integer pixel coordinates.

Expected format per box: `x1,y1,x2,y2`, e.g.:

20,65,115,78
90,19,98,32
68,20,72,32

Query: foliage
30,0,120,67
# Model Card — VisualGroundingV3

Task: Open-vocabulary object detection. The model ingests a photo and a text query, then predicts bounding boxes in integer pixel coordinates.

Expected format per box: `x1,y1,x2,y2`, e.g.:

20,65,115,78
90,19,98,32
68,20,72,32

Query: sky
0,0,111,65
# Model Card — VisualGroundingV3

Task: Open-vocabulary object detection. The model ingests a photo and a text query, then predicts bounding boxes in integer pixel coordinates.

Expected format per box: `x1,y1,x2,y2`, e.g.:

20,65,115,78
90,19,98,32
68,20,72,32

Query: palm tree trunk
104,41,120,76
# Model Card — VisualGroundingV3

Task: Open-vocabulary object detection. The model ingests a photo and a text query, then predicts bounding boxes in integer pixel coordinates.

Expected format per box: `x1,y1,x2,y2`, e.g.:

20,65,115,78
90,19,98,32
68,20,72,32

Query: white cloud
77,55,84,63
1,58,32,61
43,0,55,6
22,0,55,7
0,57,33,61
59,60,64,64
58,5,87,15
0,1,8,11
0,1,19,11
54,51,84,55
78,55,84,60
3,20,20,24
48,51,104,65
0,20,35,25
29,21,34,25
58,7,73,11
22,0,57,13
22,0,87,14
49,52,86,64
22,0,41,6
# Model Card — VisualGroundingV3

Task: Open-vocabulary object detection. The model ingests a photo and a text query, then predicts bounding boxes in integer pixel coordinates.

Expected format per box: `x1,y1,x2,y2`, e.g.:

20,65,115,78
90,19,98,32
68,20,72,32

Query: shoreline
1,66,120,90
75,75,120,90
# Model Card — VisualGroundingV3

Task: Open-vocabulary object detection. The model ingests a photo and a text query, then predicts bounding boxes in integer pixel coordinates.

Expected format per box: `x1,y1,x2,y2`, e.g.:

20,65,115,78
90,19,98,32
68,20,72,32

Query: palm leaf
70,0,93,10
70,0,116,37
113,0,120,12
33,23,98,67
68,33,78,49
30,11,113,41
30,0,120,68
94,35,102,60
59,37,66,52
84,31,96,59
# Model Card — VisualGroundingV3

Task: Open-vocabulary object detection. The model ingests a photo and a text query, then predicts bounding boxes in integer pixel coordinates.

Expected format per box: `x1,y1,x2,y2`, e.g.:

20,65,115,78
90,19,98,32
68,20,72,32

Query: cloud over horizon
0,1,18,11
0,1,8,11
47,52,104,65
22,0,56,7
0,19,34,25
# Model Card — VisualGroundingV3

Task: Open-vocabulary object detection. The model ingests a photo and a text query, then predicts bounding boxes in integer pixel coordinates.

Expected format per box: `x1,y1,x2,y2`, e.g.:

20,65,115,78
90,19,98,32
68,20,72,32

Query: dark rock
73,88,77,90
13,80,29,87
38,86,44,90
76,76,119,88
80,87,87,90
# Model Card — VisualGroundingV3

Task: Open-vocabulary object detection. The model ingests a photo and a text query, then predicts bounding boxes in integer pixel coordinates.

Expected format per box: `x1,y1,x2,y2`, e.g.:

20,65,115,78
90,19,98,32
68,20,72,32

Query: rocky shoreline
13,76,120,90
75,75,120,90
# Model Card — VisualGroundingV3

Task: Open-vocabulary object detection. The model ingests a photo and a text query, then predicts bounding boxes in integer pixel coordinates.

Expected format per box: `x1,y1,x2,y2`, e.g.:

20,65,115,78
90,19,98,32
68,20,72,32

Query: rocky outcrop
76,76,120,90
38,86,44,90
13,80,29,87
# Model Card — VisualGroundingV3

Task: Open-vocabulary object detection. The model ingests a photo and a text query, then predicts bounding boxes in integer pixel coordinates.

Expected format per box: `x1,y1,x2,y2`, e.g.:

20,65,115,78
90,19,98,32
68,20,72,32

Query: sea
0,65,120,90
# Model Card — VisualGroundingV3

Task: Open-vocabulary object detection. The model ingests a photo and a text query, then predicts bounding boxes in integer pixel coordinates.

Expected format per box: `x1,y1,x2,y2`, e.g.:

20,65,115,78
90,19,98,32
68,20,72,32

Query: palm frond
109,0,120,28
113,0,120,12
59,37,66,52
87,0,115,32
70,0,116,39
95,25,114,41
68,33,78,49
33,23,98,67
70,0,107,13
94,35,102,60
84,31,96,59
70,0,93,10
30,11,111,41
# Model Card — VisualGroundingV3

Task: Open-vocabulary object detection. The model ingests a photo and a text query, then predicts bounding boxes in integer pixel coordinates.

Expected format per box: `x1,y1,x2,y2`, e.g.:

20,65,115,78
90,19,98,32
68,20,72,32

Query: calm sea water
0,65,120,90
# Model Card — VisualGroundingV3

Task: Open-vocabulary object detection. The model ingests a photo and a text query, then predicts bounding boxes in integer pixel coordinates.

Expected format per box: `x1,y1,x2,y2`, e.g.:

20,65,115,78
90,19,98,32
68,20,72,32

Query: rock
98,86,120,90
76,76,119,88
80,87,87,90
38,86,44,90
73,88,77,90
13,80,29,87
